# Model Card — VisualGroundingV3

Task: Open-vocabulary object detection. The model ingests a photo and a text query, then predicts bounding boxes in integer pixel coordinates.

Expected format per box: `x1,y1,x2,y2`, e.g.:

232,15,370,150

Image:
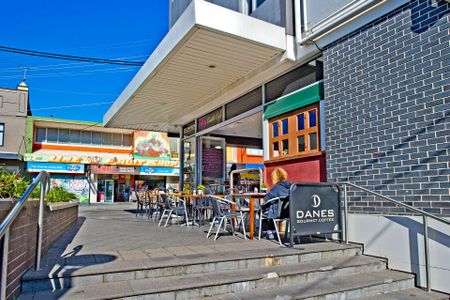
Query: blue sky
0,0,168,123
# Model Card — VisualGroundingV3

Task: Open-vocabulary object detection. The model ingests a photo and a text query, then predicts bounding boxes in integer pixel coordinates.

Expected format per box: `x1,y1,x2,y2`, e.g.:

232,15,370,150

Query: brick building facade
324,0,449,216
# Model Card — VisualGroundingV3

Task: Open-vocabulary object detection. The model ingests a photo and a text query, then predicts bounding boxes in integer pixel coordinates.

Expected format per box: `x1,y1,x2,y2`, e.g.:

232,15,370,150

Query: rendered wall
348,214,450,293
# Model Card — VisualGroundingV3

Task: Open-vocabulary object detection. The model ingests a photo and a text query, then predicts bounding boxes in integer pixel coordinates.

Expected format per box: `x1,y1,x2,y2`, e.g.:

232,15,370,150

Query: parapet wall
0,200,79,300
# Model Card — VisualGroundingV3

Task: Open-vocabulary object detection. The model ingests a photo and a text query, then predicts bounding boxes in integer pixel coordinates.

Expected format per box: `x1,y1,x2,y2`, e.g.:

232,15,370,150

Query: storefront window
183,137,196,191
268,102,320,160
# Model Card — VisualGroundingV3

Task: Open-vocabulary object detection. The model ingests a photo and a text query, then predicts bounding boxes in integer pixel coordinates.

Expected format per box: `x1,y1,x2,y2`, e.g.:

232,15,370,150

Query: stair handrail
340,181,450,292
0,171,50,300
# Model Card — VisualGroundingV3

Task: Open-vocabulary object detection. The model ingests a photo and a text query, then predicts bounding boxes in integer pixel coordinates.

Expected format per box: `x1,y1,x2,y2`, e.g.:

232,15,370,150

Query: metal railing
340,182,450,292
0,171,50,300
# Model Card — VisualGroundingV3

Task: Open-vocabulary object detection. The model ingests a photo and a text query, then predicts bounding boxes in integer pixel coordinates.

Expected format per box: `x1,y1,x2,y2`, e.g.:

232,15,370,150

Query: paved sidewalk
36,203,278,272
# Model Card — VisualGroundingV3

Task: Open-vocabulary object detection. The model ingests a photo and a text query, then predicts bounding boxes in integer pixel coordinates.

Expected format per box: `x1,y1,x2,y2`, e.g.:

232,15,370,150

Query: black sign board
197,107,223,132
201,147,224,182
183,121,196,137
289,183,342,247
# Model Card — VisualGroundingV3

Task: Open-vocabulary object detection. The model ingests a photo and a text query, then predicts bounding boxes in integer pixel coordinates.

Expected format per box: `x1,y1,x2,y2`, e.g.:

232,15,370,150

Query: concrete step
22,242,361,292
359,288,449,299
19,255,386,300
212,270,416,300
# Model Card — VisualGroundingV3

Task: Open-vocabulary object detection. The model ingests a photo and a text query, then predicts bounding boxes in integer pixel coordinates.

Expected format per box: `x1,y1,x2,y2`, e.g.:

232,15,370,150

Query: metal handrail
341,181,450,292
0,171,50,300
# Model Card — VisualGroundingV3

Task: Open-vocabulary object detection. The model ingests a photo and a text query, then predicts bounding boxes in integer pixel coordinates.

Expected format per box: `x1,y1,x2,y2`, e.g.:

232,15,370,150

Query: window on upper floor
268,103,320,160
0,123,4,147
34,127,133,148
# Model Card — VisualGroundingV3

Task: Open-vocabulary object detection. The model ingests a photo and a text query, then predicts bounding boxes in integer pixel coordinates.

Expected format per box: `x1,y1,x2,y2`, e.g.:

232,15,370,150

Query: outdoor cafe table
231,193,266,239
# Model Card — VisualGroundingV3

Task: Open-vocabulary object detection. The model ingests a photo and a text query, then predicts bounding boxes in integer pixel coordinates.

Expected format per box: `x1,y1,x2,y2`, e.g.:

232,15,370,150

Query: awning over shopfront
263,81,324,120
103,0,286,133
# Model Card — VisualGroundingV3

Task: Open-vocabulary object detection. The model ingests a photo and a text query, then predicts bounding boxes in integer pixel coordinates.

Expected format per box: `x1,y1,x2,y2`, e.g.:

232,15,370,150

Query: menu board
202,147,224,181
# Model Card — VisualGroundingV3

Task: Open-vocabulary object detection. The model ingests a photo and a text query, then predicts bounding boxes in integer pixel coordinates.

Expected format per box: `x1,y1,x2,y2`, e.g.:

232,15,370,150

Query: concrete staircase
19,242,447,300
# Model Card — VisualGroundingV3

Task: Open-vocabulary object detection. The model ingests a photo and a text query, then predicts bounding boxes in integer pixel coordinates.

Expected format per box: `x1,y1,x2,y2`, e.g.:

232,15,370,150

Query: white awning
104,0,286,132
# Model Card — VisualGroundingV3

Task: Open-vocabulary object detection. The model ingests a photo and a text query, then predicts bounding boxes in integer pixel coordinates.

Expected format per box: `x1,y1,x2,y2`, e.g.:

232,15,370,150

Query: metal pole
1,230,10,300
343,184,349,244
423,215,431,292
35,180,46,270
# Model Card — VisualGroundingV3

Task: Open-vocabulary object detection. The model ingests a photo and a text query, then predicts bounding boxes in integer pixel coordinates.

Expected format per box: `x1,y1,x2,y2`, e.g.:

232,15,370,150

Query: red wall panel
264,153,326,187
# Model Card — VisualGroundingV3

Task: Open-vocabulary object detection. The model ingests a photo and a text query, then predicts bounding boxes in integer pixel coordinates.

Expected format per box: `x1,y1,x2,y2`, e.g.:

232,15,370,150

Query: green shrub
46,187,77,203
0,169,32,198
0,169,76,202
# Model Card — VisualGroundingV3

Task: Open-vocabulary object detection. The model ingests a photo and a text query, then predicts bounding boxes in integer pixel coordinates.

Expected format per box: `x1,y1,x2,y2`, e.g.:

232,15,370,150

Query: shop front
136,166,179,191
26,161,90,203
89,165,138,203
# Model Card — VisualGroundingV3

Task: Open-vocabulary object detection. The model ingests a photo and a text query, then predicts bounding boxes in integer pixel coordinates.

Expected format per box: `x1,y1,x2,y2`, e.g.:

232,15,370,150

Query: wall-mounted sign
134,131,171,160
183,121,196,137
27,162,85,174
289,183,342,247
197,108,223,132
90,165,140,175
140,166,179,176
24,153,179,167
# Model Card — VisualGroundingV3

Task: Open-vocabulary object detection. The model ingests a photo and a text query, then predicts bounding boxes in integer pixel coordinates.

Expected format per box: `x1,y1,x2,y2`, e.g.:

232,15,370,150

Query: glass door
104,180,114,202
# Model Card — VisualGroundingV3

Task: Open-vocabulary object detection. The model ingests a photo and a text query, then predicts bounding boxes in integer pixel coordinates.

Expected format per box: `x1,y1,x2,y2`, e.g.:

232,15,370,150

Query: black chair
258,196,290,245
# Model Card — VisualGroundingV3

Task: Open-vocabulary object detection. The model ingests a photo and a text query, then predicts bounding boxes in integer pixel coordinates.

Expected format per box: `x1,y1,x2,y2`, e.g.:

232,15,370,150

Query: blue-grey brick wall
324,0,450,216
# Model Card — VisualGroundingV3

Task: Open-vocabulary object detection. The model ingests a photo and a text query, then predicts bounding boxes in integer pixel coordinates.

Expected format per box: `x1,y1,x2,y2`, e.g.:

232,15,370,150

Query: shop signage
289,183,342,247
197,108,223,132
24,153,179,167
134,131,171,160
183,121,196,137
140,166,179,176
27,162,85,174
90,165,140,175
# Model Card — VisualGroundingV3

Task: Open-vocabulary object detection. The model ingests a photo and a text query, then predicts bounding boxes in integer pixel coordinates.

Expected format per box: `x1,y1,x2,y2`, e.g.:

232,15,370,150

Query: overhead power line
0,45,145,66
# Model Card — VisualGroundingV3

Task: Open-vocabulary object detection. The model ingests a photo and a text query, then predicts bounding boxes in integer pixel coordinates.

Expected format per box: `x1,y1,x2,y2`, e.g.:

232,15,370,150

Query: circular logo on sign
311,194,321,208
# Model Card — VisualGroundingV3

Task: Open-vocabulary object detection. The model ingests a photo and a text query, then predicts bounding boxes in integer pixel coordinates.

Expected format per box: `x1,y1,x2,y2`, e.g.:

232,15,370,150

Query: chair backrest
277,196,290,219
209,196,225,217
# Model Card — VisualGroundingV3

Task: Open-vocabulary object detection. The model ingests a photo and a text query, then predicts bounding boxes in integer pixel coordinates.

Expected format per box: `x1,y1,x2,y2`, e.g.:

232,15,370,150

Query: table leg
249,198,255,239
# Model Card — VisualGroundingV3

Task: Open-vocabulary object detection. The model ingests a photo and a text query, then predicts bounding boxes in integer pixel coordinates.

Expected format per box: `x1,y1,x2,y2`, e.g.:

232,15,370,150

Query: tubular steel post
343,184,349,244
35,180,46,270
1,230,10,300
423,215,431,292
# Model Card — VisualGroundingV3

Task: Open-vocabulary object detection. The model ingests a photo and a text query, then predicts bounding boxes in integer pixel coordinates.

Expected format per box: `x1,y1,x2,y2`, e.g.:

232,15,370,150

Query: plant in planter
260,183,269,193
196,184,206,195
46,187,78,203
0,169,40,199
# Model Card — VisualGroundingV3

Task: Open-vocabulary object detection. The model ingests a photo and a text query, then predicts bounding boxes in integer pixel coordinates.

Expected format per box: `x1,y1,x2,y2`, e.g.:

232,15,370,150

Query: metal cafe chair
158,195,189,227
258,196,290,245
192,195,212,226
206,196,247,241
